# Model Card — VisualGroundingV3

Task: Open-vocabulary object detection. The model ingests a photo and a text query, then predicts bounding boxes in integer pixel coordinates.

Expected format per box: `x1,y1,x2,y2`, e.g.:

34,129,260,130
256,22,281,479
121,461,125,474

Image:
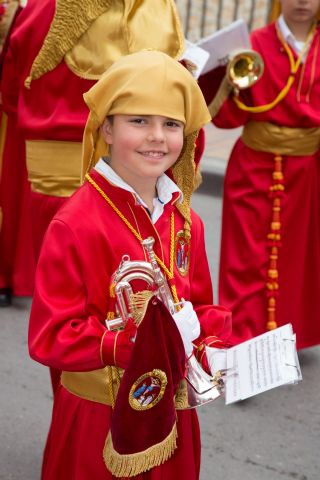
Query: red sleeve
28,219,134,372
189,214,232,344
212,92,250,129
198,65,227,105
0,5,22,79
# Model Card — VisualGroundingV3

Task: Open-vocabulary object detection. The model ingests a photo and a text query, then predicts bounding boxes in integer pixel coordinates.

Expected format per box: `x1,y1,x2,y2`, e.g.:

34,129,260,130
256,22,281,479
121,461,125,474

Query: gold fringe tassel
172,130,199,239
103,422,178,477
24,0,111,87
266,154,284,331
130,290,154,326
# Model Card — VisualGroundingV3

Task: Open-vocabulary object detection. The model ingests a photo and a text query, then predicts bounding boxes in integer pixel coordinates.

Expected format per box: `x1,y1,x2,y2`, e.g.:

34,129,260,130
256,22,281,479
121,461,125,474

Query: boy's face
280,0,320,24
102,114,184,187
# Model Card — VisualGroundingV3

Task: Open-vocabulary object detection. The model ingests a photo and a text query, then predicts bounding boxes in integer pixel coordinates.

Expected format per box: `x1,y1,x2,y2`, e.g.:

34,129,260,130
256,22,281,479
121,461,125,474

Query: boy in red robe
28,51,231,479
1,0,187,392
200,0,320,350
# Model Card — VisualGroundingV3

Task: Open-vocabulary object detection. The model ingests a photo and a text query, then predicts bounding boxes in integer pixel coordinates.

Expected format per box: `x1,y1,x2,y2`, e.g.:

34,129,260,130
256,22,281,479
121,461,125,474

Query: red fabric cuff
100,318,137,369
100,330,117,366
195,336,228,374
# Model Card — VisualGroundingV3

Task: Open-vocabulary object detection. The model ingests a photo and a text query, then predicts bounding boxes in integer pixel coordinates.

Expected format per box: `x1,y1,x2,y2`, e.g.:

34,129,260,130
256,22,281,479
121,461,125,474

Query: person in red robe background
0,0,187,309
0,0,189,391
0,0,30,307
28,51,231,480
199,0,320,350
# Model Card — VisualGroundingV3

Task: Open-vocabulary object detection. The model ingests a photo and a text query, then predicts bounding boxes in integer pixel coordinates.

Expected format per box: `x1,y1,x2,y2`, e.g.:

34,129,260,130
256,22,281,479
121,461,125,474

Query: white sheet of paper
180,41,210,79
225,324,302,404
197,19,251,75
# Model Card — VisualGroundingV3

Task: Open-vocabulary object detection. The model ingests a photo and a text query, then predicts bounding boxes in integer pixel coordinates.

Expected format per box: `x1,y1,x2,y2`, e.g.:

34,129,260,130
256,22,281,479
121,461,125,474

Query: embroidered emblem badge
129,369,167,411
174,230,190,276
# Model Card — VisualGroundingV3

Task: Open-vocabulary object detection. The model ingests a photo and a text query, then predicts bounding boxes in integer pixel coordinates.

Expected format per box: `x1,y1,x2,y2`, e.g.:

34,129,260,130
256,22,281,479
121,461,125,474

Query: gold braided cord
170,285,180,306
106,365,122,409
170,213,175,275
233,22,317,113
172,131,198,239
268,0,281,23
111,366,123,398
85,174,179,305
106,365,116,408
24,0,111,87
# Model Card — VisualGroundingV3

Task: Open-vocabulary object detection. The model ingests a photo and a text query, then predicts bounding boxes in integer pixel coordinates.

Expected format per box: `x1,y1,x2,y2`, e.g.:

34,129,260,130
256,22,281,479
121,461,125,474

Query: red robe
28,169,231,479
1,0,90,389
209,22,320,349
1,0,96,261
0,2,34,295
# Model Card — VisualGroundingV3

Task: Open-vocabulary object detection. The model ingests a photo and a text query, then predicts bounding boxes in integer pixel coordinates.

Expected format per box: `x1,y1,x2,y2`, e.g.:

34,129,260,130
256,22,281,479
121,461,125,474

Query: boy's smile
138,150,167,159
102,114,184,193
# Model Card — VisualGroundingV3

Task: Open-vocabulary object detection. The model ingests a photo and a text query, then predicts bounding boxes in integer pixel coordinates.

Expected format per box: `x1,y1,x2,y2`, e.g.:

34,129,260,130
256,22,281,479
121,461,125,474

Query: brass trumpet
106,237,221,408
226,49,264,91
208,49,264,118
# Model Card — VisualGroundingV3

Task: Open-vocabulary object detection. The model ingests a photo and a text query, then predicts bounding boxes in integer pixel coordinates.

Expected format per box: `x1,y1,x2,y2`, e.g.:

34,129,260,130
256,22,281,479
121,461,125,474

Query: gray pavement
1,126,320,479
200,123,242,177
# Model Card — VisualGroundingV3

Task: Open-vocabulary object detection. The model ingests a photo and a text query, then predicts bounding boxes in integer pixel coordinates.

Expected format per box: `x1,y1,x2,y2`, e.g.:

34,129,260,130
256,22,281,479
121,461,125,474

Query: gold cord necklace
85,173,180,303
233,21,317,113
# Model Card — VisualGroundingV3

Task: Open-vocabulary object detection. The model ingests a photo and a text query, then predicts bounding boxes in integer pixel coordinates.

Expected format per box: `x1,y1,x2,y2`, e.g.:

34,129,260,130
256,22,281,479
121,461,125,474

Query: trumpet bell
227,49,264,90
185,354,221,408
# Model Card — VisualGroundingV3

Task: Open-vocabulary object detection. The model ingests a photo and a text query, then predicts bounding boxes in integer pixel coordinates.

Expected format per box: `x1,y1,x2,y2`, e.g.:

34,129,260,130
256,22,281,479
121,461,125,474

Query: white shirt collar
277,14,308,57
94,158,183,223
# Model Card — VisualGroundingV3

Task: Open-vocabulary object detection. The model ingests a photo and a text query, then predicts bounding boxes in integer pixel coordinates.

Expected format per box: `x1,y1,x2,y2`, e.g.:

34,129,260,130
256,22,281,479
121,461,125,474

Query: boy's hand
205,346,227,376
172,301,200,356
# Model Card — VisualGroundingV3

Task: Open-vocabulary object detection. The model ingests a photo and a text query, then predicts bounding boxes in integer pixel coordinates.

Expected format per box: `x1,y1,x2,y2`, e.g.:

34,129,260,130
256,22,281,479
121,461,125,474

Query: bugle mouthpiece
141,237,155,250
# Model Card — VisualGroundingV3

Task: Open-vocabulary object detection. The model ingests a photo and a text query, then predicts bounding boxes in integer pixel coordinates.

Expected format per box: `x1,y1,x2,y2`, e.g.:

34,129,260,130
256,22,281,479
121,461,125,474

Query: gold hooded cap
82,50,211,235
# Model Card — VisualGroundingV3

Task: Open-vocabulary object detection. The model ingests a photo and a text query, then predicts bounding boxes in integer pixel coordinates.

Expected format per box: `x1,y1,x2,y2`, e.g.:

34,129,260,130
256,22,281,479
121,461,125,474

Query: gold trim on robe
61,368,189,409
25,0,184,86
242,120,320,156
26,139,82,196
65,0,185,79
61,367,123,405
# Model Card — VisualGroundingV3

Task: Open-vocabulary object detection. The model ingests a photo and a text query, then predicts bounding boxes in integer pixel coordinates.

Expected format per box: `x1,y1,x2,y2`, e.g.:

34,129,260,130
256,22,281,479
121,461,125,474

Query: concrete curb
200,155,227,178
197,155,226,196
